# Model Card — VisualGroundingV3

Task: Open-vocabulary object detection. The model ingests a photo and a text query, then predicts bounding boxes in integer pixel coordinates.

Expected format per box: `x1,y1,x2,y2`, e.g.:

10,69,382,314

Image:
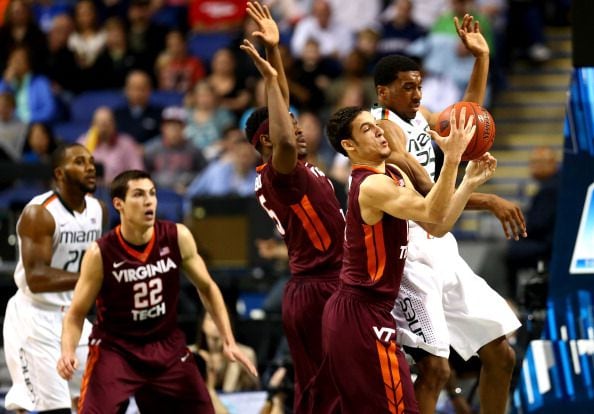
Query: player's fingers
454,16,461,32
248,1,264,19
474,20,481,33
263,4,272,18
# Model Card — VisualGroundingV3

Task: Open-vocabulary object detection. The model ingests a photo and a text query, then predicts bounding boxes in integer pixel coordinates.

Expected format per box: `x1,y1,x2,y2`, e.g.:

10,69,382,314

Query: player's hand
223,342,259,378
429,107,475,162
240,38,278,79
463,152,497,188
454,14,489,58
57,353,79,380
488,195,527,241
247,1,279,49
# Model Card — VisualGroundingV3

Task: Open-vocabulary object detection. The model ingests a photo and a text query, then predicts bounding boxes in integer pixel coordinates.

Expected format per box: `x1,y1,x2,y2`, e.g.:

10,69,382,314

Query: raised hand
454,14,489,58
240,38,278,79
429,107,475,162
247,1,279,49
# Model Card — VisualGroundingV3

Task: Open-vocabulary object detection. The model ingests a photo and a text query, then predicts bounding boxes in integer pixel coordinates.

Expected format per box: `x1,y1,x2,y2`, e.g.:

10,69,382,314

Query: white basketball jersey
371,106,436,181
13,190,103,307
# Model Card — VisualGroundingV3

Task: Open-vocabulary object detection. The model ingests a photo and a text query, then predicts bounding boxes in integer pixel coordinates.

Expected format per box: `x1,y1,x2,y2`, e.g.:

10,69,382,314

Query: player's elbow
26,273,48,293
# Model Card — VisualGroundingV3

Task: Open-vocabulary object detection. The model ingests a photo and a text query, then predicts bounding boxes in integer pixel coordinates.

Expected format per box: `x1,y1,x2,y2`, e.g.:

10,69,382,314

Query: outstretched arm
247,1,290,107
178,224,258,378
241,38,296,174
58,242,104,380
424,14,490,127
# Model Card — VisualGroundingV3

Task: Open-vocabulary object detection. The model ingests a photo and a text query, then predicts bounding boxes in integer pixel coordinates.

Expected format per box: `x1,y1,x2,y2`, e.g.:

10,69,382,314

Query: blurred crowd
0,0,570,202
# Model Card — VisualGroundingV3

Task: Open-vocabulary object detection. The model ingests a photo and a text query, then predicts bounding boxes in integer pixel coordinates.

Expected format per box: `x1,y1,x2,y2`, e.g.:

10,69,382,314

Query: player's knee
480,337,516,374
417,356,450,387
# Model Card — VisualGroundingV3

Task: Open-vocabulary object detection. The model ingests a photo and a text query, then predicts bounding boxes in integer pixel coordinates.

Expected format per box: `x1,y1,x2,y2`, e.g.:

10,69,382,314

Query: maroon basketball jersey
255,160,344,277
94,220,182,342
341,165,409,299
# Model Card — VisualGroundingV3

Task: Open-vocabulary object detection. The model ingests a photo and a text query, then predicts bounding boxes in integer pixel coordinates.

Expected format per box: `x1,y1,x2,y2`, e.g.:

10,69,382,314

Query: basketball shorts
2,291,92,411
78,328,213,414
392,225,521,360
323,286,419,414
282,274,339,412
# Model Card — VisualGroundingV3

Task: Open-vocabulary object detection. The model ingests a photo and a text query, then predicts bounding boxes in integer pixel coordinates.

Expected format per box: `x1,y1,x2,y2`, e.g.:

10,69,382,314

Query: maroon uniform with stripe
322,165,418,414
78,220,213,414
255,160,344,412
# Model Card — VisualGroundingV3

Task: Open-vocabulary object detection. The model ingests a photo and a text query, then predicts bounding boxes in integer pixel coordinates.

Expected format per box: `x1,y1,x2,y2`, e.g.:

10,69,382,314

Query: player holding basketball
324,104,497,414
57,170,257,413
371,14,523,414
242,3,344,412
3,143,103,413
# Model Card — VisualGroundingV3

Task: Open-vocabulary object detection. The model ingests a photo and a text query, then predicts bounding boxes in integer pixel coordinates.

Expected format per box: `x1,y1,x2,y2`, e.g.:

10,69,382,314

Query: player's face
292,113,308,157
378,70,422,121
121,178,157,228
61,146,97,193
347,111,390,162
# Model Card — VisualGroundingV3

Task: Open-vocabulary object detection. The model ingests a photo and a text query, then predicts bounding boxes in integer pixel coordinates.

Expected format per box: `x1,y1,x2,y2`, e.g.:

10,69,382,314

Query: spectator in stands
188,0,248,32
298,111,333,173
155,29,206,94
21,122,59,164
207,48,252,118
91,17,141,90
326,0,381,33
354,27,381,70
126,0,167,75
184,80,235,159
505,146,559,301
144,106,207,193
46,13,81,95
290,0,353,59
0,91,26,161
376,0,427,59
0,45,57,124
325,49,376,113
185,128,258,198
0,0,48,75
195,313,259,393
31,0,73,33
507,0,552,63
68,0,106,70
114,70,162,143
79,106,144,183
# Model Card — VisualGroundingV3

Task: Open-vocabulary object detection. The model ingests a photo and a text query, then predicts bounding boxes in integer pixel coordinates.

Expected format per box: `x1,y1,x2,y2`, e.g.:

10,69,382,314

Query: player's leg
476,336,516,414
405,348,450,414
393,262,450,414
444,256,520,414
78,344,142,413
3,297,74,412
135,348,214,414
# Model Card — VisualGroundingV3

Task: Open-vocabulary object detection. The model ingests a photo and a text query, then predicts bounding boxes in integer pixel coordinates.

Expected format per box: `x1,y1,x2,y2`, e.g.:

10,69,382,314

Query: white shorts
2,291,92,411
393,224,521,361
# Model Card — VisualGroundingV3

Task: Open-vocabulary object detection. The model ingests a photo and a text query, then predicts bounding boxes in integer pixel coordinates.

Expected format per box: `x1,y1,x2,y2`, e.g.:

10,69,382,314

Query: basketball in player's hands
436,102,496,161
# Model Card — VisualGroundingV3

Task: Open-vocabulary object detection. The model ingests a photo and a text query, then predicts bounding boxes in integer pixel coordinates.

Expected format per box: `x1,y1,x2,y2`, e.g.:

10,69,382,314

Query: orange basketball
436,101,496,161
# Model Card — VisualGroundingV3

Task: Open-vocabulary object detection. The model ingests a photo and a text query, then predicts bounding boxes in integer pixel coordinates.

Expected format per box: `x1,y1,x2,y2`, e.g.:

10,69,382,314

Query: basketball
436,101,496,161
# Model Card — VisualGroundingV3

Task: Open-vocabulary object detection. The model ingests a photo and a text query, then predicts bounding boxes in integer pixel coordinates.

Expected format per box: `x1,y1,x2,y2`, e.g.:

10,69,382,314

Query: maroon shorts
282,275,339,413
322,286,419,414
78,329,213,414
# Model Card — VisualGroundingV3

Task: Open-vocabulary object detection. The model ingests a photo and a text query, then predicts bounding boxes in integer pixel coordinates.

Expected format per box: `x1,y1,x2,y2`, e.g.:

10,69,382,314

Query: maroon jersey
94,220,182,342
341,164,409,300
255,160,344,277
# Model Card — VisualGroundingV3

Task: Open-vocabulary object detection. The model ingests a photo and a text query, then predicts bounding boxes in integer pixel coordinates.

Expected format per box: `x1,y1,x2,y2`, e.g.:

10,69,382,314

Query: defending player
371,14,522,414
323,105,497,414
57,170,257,413
3,143,103,413
242,3,344,411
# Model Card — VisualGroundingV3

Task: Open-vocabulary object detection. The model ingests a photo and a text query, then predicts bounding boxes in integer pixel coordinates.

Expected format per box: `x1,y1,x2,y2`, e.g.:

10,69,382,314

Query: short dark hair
110,170,153,200
244,106,269,152
326,106,364,157
373,55,421,87
51,143,86,179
